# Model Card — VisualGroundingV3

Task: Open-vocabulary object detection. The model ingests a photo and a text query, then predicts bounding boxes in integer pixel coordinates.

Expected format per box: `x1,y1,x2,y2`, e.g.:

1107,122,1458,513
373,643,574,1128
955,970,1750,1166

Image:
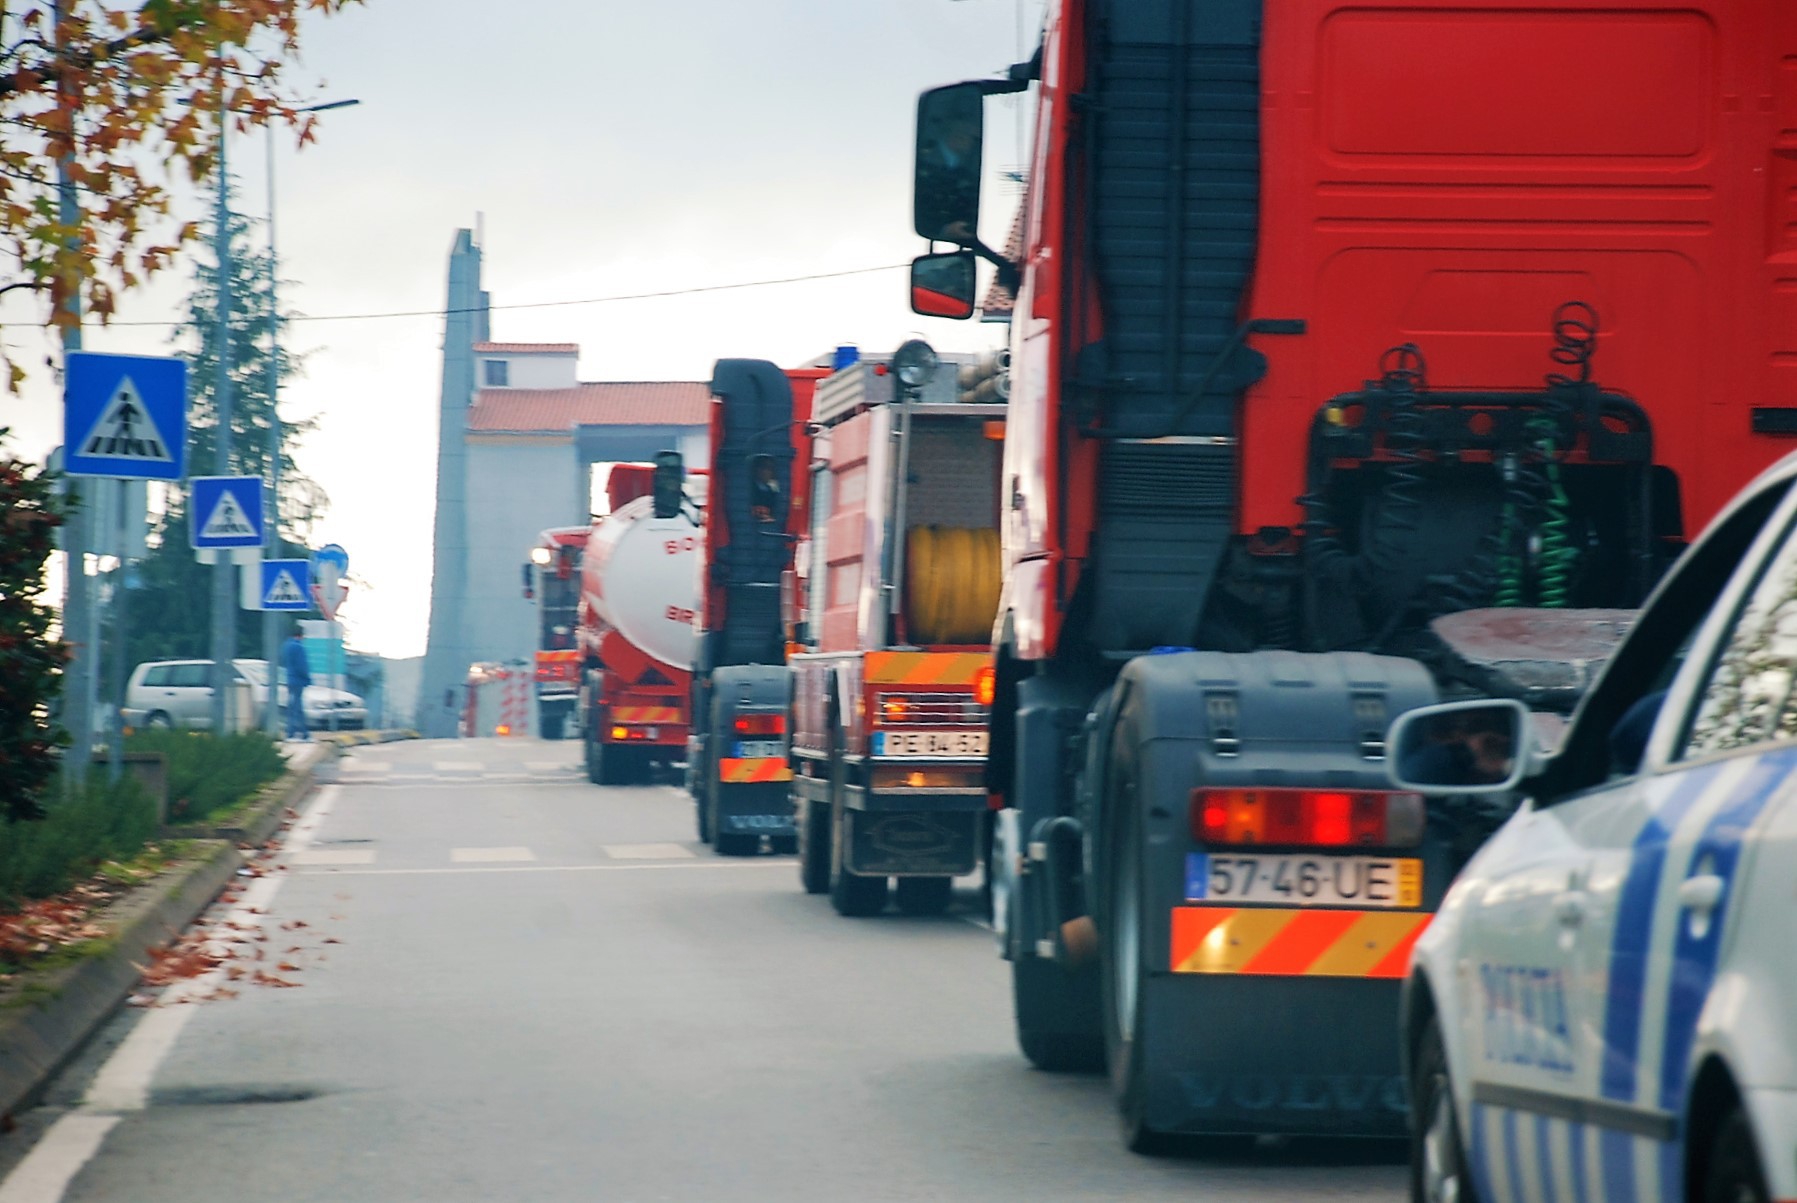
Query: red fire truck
522,526,588,740
576,457,703,786
909,0,1797,1150
687,361,828,855
788,347,1006,916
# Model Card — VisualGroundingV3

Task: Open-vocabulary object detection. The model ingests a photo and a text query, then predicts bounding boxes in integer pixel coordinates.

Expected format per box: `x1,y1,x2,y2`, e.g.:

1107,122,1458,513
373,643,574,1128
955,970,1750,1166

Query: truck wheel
1099,755,1169,1153
584,735,604,785
696,781,714,843
798,799,830,894
829,803,888,916
1703,1105,1770,1203
1411,1016,1473,1203
894,876,953,916
1010,905,1105,1074
540,711,566,741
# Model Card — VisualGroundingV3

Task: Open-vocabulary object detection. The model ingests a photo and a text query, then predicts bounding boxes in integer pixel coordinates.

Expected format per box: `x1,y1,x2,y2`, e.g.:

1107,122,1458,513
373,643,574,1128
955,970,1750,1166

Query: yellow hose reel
905,525,1002,645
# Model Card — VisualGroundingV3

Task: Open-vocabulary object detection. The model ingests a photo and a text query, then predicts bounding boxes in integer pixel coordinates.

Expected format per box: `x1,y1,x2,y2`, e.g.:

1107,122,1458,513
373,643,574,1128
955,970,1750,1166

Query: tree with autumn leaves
2,0,361,384
0,1,357,821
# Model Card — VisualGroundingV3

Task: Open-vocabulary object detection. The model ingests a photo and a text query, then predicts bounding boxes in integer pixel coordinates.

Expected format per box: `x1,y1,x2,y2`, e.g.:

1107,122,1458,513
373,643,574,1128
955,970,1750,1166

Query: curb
322,728,419,748
0,840,242,1121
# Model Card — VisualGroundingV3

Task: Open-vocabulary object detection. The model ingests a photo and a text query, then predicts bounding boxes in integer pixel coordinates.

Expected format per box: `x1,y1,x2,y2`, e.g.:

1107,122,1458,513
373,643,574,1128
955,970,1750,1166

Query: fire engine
522,526,587,740
788,347,1006,917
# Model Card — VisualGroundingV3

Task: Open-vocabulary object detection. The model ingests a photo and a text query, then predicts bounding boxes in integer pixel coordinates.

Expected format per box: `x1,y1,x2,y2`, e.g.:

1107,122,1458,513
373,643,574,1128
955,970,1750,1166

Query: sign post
62,351,189,778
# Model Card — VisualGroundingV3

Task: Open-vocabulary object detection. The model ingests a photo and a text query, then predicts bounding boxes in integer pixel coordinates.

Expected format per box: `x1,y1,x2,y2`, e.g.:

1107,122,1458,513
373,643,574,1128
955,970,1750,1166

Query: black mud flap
715,780,794,838
1141,976,1410,1136
846,809,979,876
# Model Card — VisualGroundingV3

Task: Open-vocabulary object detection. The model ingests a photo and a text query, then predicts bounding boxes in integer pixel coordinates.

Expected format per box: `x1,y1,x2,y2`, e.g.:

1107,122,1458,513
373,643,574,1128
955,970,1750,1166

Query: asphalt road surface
0,738,1407,1202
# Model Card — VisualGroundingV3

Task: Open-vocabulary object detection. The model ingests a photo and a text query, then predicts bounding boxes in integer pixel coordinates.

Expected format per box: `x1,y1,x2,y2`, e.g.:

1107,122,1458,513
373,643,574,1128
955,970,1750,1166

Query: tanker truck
578,455,703,786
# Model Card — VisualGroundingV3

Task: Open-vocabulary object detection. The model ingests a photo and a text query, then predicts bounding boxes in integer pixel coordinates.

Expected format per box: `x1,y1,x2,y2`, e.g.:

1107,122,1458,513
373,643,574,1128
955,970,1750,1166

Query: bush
0,772,156,911
125,730,287,824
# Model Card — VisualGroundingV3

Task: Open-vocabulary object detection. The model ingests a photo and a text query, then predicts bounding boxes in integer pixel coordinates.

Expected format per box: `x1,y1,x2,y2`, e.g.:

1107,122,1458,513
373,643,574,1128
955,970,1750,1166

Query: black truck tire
1098,749,1169,1153
696,779,714,843
798,799,830,894
829,802,888,916
584,734,604,785
894,876,953,916
1011,941,1105,1073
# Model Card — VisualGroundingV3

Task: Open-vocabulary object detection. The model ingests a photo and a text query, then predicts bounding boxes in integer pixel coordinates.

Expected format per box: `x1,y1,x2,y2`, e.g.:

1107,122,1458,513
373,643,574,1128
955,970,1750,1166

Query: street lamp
262,98,359,737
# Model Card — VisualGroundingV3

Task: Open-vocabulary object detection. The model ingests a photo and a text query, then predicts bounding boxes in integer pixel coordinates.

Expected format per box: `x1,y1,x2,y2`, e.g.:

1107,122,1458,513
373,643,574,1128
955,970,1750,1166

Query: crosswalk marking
525,761,570,773
290,848,376,866
432,761,482,773
449,846,536,863
602,843,696,860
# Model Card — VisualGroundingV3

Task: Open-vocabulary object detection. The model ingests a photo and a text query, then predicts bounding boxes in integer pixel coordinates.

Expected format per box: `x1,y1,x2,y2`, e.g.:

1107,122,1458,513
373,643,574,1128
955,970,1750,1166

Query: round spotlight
892,339,940,389
530,546,553,566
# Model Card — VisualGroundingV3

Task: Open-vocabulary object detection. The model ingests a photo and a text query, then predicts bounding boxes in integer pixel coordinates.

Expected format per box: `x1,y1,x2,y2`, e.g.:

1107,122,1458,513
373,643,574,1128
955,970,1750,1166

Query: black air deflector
706,359,795,667
1083,0,1262,652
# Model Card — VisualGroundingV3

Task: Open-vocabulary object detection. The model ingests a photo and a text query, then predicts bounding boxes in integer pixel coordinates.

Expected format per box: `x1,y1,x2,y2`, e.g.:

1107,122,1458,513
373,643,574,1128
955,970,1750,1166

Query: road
0,738,1407,1202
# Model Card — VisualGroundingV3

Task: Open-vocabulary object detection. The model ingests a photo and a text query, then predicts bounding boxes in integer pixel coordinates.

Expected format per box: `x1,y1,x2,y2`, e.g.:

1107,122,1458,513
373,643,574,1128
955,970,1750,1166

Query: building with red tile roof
421,235,710,737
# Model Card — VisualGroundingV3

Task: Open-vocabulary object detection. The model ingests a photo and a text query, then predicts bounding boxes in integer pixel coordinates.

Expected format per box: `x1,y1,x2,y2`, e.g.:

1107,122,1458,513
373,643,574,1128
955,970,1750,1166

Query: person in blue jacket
280,625,312,741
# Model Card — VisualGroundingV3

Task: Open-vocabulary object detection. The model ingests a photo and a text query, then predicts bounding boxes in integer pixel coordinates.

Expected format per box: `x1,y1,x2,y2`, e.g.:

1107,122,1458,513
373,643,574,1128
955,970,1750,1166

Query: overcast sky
5,0,1045,660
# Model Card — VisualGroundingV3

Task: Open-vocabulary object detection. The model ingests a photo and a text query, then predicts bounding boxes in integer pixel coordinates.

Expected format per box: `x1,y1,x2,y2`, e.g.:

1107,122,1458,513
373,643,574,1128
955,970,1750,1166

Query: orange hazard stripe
1169,907,1430,978
613,706,680,724
864,651,989,686
718,758,793,784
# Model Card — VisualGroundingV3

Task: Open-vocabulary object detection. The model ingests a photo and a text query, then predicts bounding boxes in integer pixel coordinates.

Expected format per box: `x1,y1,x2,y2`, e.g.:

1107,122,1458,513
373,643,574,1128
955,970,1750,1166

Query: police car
1388,453,1797,1203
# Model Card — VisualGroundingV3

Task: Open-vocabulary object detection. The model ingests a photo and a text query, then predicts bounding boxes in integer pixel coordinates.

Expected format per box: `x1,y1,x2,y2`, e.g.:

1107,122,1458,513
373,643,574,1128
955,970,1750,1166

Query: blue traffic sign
63,352,188,480
189,476,265,549
258,559,312,611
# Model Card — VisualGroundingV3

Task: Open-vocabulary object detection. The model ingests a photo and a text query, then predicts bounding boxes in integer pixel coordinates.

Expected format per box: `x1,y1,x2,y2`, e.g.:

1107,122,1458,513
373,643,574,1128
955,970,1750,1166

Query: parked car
122,658,367,732
1390,453,1797,1203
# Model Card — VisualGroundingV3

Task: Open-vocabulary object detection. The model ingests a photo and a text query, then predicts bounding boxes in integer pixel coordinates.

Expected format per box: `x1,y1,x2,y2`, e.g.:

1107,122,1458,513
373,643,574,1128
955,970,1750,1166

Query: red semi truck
576,457,703,786
687,361,828,856
910,0,1797,1151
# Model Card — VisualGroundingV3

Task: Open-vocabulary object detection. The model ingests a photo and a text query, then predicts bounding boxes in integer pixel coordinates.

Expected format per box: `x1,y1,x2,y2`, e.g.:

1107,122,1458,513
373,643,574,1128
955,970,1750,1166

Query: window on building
483,359,510,387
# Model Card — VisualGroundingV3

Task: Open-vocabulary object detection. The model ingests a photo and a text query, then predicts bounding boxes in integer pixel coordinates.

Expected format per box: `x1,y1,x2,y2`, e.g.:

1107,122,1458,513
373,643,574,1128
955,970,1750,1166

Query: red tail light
1189,788,1425,848
733,713,786,736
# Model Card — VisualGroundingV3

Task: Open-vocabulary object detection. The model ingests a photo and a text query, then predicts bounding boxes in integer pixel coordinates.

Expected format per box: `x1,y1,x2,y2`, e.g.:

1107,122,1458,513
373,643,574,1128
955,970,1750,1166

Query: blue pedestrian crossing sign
189,476,265,549
258,559,312,611
63,351,188,480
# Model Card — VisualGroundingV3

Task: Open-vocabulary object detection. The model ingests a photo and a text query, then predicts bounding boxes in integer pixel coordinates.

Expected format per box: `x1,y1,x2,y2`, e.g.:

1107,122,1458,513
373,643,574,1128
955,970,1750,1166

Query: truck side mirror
521,562,534,599
914,82,984,244
911,251,977,320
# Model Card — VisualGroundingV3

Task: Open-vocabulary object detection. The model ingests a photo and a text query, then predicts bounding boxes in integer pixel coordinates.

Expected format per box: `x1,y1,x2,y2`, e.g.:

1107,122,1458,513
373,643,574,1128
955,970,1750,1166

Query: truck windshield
540,568,579,651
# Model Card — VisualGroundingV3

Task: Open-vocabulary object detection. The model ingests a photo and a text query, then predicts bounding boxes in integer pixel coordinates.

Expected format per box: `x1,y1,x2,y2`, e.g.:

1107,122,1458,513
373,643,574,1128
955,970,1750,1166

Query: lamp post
262,98,359,737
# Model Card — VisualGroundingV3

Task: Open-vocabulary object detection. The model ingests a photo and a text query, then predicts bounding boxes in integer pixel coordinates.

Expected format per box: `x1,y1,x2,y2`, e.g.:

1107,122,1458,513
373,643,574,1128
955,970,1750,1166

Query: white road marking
0,1115,120,1203
603,843,696,860
432,760,481,773
0,787,343,1202
295,860,787,877
525,761,569,773
289,848,376,866
449,846,535,863
345,761,390,774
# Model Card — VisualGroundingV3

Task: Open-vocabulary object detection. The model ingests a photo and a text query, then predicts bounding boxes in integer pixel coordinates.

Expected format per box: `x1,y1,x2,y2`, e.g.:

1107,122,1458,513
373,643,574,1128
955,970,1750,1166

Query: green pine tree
124,194,328,666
